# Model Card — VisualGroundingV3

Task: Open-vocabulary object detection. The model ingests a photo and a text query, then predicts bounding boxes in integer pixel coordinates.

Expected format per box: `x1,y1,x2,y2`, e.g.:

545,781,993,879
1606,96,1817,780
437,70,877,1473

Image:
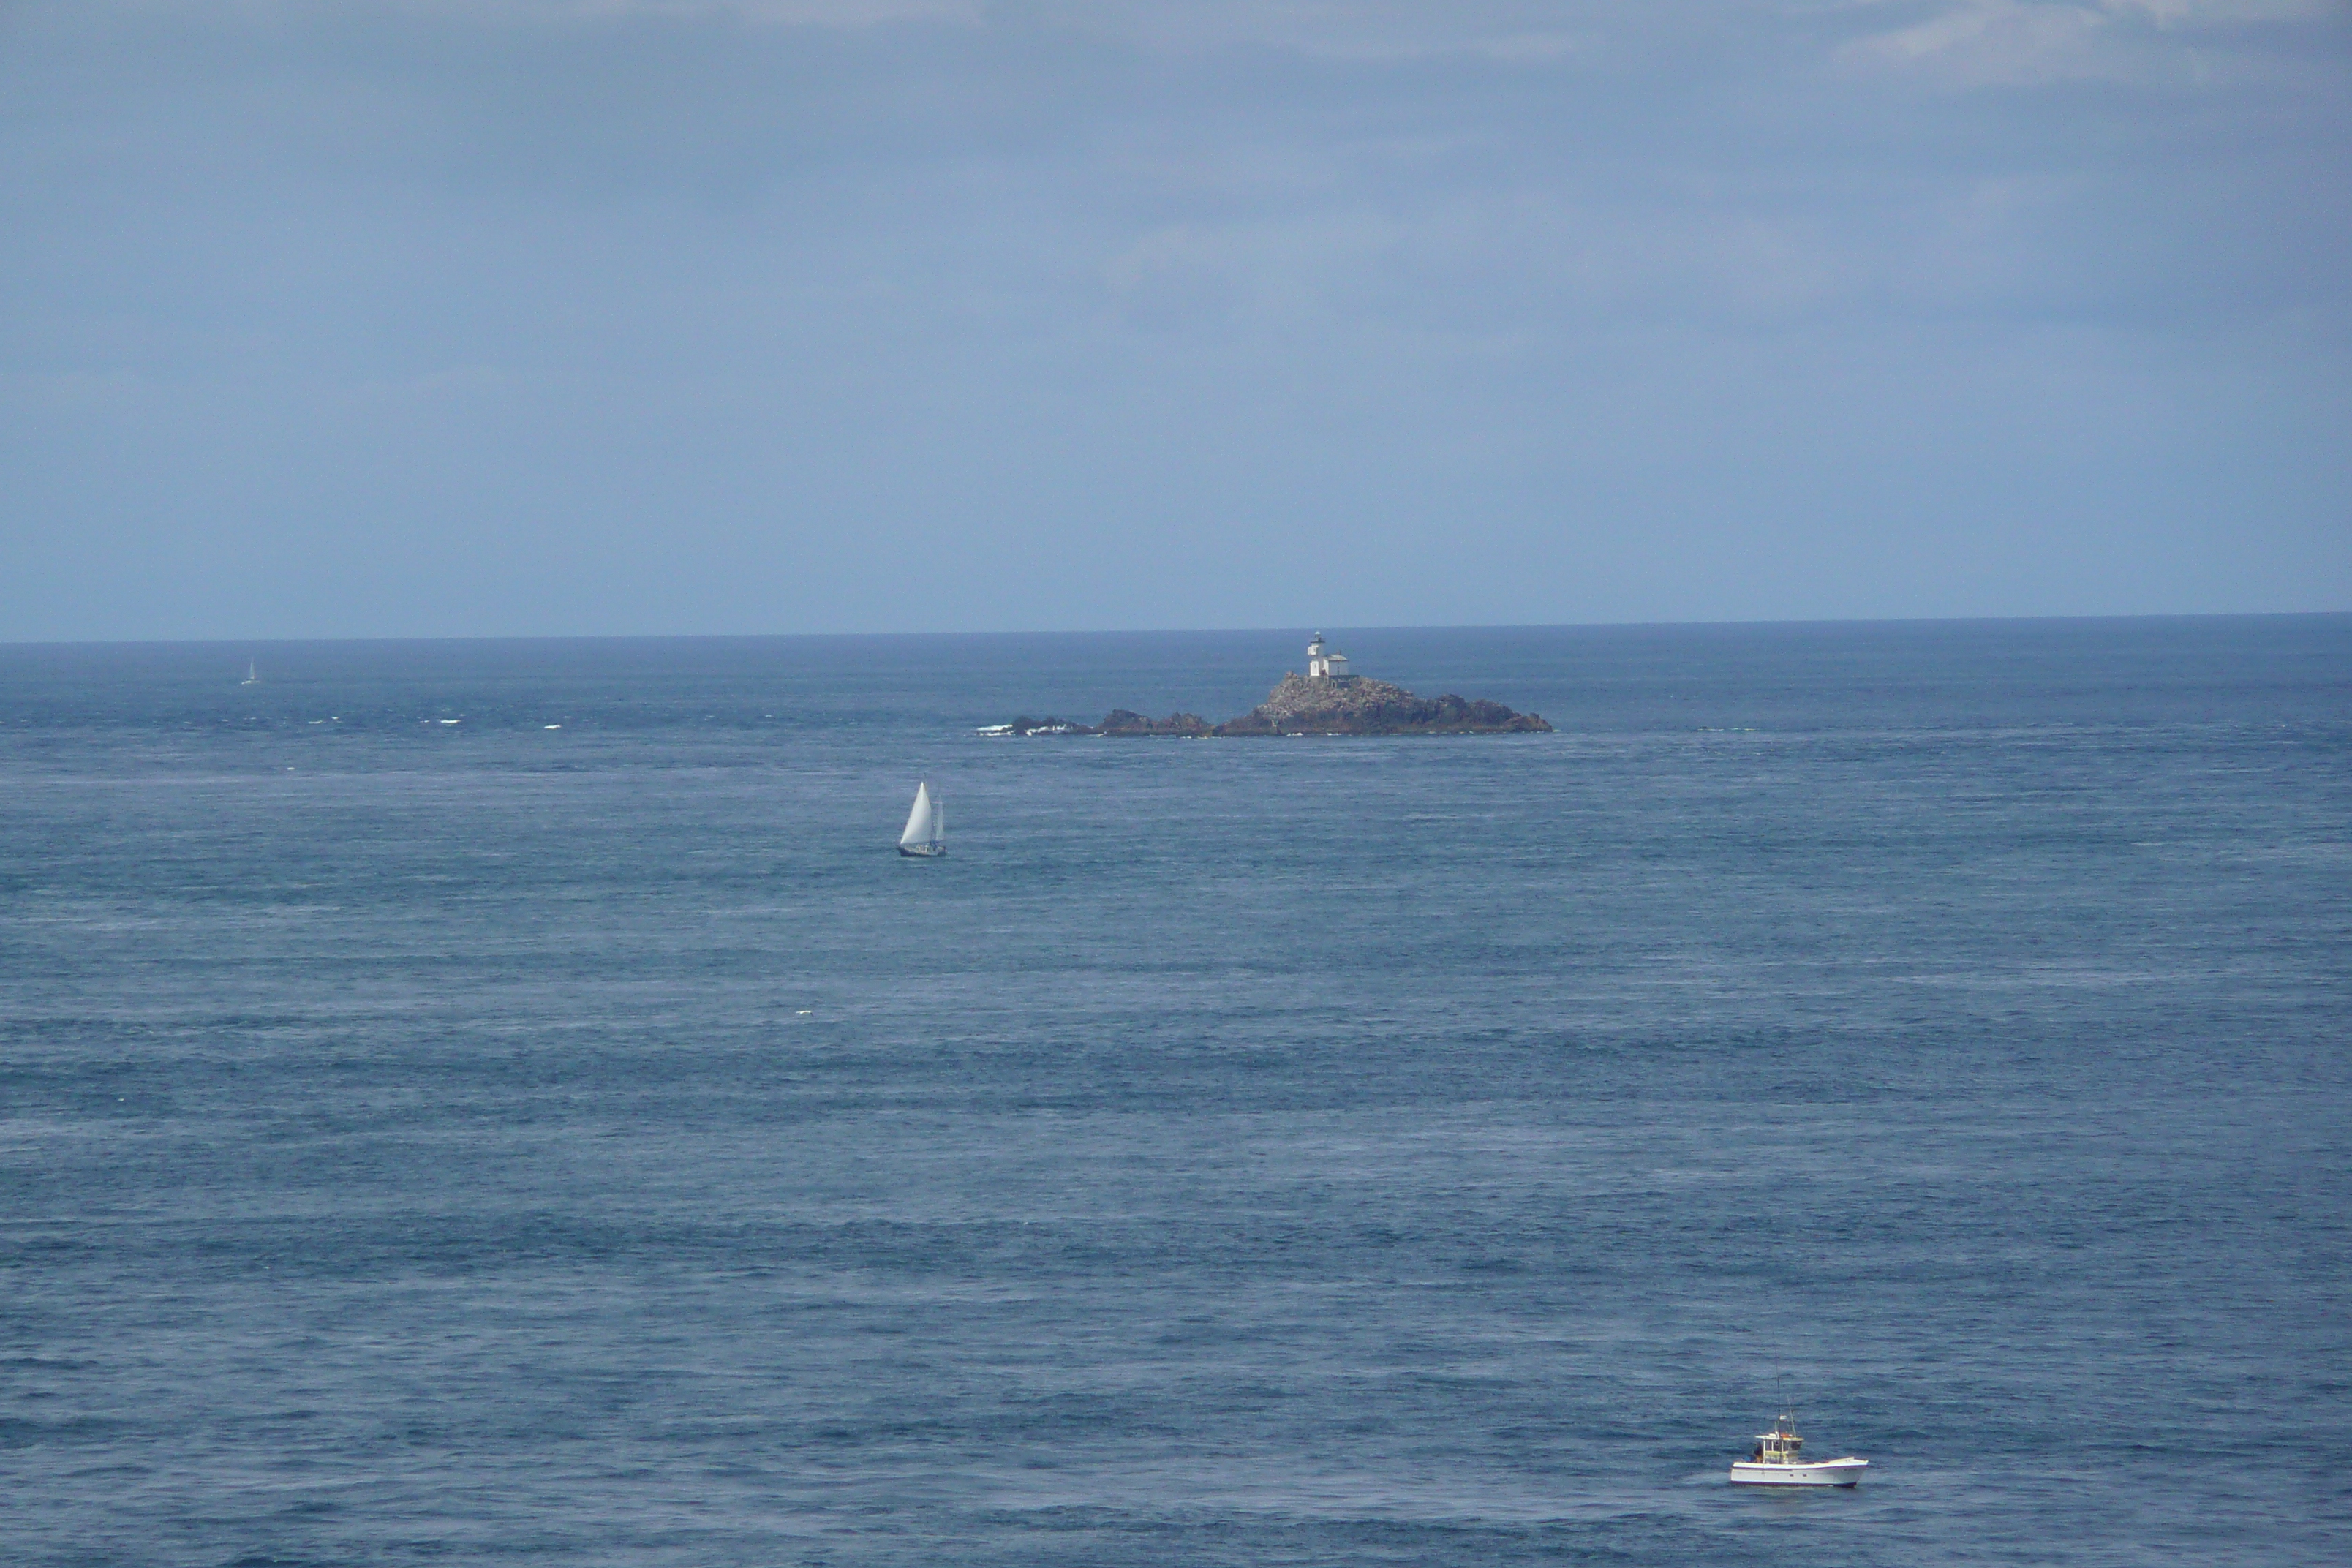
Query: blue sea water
2,617,2348,1567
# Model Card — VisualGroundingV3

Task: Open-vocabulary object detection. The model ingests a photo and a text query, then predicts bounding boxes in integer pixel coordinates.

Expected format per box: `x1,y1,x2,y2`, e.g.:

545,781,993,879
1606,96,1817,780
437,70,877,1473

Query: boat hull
1729,1457,1867,1487
897,845,946,858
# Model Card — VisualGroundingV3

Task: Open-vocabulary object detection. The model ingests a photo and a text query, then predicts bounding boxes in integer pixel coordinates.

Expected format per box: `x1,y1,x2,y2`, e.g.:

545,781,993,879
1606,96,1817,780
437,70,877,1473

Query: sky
2,0,2347,640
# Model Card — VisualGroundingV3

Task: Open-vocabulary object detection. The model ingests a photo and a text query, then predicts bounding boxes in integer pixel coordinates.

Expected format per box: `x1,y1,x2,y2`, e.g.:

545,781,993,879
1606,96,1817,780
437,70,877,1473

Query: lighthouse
1306,633,1350,680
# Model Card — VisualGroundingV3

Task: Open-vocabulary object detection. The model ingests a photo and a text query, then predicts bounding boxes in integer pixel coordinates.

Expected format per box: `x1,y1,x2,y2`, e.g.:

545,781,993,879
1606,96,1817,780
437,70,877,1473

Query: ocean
3,617,2347,1566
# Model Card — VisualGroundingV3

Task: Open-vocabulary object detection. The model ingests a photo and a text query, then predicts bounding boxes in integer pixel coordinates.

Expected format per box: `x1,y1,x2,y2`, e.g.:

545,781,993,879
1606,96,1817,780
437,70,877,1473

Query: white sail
900,783,935,848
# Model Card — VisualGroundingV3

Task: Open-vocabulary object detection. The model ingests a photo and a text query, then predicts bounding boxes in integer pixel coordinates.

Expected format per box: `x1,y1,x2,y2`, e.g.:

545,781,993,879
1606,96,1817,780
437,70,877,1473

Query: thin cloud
1837,0,2337,86
76,0,986,26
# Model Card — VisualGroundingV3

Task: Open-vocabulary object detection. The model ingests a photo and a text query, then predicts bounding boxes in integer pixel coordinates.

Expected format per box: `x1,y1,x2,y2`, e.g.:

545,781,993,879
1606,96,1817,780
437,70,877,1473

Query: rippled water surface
4,619,2348,1565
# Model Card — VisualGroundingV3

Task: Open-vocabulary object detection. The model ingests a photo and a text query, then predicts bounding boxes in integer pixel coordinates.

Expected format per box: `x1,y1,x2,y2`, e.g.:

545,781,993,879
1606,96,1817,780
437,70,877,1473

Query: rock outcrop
1098,709,1214,736
1210,674,1550,736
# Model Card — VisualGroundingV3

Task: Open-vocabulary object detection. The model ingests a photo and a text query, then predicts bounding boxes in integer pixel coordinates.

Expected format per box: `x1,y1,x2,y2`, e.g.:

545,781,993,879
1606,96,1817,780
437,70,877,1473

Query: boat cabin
1749,1417,1804,1464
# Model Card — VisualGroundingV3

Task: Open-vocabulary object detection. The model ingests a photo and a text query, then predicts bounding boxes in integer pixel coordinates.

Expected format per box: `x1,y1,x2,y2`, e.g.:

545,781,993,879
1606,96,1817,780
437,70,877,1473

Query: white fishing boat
897,782,946,858
1728,1412,1868,1487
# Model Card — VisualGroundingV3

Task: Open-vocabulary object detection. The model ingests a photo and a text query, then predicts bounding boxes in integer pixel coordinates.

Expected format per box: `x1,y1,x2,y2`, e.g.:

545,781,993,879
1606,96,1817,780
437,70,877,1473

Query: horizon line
6,608,2348,651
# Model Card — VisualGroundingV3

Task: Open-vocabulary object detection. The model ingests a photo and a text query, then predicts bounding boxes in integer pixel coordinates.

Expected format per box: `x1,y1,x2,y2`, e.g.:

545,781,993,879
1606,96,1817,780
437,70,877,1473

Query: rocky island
1214,670,1549,735
980,635,1551,738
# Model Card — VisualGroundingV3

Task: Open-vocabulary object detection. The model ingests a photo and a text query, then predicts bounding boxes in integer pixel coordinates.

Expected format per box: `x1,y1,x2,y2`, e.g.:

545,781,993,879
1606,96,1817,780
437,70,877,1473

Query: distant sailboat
897,782,946,858
241,658,259,686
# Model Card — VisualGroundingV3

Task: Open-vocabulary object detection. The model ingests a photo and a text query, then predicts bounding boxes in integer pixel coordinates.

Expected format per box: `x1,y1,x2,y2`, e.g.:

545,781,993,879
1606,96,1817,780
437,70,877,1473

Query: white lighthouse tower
1306,633,1349,680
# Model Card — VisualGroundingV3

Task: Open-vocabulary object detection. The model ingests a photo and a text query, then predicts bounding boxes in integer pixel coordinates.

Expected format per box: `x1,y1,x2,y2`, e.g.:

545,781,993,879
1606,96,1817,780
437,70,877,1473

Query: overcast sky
3,1,2346,640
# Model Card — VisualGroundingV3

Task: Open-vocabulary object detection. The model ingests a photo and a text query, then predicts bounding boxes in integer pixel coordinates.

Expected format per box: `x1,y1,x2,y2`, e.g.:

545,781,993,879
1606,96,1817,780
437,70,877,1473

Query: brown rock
1098,709,1213,736
1213,674,1550,736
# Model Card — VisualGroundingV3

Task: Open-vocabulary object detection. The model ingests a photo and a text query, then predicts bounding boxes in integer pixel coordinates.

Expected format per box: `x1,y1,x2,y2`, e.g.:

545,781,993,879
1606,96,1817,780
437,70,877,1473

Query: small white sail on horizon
898,782,945,857
241,658,258,686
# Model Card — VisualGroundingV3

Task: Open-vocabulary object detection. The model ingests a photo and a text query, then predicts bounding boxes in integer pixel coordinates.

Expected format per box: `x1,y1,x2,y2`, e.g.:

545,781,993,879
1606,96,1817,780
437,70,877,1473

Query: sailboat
897,782,946,858
240,658,259,686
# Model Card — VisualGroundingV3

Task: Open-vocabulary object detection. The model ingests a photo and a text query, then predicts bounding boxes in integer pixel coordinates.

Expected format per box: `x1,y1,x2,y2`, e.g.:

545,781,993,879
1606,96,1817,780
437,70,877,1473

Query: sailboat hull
898,844,946,858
